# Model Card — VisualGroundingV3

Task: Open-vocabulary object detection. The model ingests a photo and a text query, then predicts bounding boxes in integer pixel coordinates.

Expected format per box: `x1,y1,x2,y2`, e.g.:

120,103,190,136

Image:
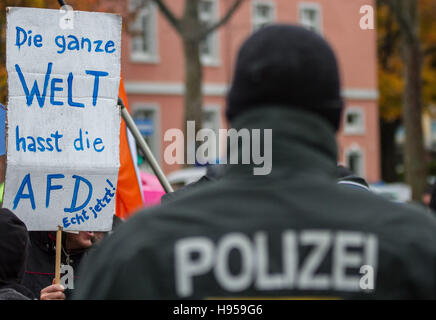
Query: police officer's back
75,25,436,299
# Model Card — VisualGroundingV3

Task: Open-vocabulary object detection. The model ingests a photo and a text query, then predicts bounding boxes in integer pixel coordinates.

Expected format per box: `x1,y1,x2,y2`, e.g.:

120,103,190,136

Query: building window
344,107,365,135
130,0,159,63
345,146,365,178
252,1,275,32
199,0,220,66
299,2,322,34
395,126,405,145
133,104,160,170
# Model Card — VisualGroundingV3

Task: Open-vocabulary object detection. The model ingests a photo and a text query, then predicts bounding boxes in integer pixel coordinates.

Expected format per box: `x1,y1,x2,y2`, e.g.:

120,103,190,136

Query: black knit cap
226,24,343,131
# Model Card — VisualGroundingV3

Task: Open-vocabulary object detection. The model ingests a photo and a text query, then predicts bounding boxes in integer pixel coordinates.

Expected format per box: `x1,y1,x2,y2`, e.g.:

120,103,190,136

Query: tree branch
151,0,182,34
198,0,244,39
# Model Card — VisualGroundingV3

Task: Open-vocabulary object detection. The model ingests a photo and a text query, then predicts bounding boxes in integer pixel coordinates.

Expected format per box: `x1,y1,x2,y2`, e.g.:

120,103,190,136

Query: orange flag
116,77,144,219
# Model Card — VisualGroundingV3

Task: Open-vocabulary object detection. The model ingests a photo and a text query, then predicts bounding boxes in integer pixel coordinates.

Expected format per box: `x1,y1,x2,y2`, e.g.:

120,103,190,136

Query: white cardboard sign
4,7,122,231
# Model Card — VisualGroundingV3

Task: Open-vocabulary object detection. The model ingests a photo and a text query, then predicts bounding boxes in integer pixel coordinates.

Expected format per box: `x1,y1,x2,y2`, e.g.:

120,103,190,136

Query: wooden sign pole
54,226,63,285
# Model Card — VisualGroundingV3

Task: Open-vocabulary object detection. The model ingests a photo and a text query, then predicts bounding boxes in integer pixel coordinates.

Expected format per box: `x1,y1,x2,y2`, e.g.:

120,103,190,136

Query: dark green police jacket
75,107,436,299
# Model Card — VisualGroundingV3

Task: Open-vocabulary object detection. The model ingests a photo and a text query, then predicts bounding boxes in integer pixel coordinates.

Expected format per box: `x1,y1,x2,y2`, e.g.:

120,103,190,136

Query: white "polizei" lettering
174,230,378,297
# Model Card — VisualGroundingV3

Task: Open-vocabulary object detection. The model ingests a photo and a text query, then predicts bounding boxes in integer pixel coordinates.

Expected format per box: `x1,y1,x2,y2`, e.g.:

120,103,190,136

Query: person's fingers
40,283,66,300
41,284,64,294
40,291,66,300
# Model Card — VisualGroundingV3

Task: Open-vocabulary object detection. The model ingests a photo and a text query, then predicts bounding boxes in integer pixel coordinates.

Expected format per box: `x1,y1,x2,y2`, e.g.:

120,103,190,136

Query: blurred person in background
422,184,434,208
0,155,5,206
0,208,35,300
27,214,124,300
428,184,436,214
23,230,94,300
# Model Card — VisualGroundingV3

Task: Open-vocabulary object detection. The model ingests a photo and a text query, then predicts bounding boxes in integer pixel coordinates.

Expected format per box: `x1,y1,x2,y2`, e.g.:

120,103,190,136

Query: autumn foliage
378,0,436,121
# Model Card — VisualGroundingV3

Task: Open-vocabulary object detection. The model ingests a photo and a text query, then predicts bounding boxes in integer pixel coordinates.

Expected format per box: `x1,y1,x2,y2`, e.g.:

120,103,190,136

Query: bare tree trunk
182,37,203,165
179,0,203,166
390,0,427,201
151,0,244,166
402,37,427,200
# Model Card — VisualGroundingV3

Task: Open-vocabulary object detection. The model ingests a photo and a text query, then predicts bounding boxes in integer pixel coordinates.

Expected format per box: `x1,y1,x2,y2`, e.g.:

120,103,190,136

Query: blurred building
121,0,380,182
395,109,436,179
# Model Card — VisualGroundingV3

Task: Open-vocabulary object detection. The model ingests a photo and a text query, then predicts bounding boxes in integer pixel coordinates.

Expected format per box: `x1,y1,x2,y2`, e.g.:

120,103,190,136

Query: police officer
75,25,436,299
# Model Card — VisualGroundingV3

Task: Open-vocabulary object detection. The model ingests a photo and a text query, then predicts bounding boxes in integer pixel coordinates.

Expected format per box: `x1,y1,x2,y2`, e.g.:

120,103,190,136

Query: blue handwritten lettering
85,70,108,106
13,173,35,210
50,78,63,106
46,174,64,208
67,72,84,108
64,175,93,213
15,62,52,107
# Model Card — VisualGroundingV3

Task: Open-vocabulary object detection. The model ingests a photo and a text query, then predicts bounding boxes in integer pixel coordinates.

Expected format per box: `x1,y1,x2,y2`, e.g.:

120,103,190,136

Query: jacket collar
224,106,339,179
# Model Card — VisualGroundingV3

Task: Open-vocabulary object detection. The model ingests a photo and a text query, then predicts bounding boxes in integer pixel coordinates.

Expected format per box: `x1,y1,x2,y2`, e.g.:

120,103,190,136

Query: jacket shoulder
0,288,30,300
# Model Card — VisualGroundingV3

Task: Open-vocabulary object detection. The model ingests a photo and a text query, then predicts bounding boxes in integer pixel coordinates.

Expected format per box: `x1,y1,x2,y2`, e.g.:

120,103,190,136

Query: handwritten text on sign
4,7,122,231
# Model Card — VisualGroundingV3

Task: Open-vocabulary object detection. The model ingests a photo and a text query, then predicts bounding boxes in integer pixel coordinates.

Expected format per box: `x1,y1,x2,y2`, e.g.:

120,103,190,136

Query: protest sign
3,7,122,231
